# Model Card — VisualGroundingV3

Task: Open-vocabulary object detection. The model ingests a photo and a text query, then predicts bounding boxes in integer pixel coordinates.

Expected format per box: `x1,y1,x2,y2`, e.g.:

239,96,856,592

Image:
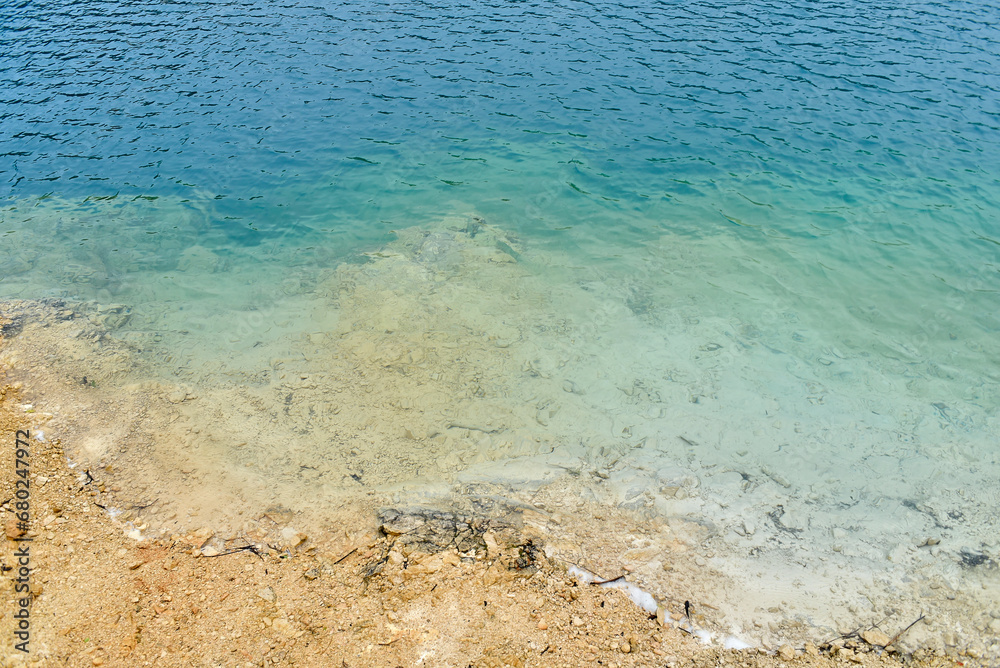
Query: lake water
2,0,999,655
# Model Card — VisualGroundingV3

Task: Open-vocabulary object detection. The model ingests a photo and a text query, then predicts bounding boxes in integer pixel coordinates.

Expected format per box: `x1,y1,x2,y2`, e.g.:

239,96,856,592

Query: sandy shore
0,321,975,667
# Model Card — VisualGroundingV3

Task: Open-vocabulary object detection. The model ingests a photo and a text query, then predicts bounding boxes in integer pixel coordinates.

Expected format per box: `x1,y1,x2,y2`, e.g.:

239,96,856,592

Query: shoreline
0,311,976,666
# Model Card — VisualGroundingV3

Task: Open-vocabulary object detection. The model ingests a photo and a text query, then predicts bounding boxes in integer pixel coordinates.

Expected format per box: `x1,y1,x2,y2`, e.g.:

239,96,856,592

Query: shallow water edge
2,212,998,657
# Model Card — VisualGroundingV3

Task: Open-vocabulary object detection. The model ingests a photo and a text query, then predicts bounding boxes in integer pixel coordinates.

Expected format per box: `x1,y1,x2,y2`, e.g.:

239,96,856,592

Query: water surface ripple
2,0,1000,656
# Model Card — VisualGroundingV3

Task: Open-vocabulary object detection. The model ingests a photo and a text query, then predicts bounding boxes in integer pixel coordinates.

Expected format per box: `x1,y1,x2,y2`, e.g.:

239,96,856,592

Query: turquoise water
4,0,999,365
3,0,1000,653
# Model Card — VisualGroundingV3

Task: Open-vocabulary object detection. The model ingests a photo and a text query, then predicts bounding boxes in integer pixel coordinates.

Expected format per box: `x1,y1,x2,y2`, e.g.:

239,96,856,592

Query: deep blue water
3,0,999,250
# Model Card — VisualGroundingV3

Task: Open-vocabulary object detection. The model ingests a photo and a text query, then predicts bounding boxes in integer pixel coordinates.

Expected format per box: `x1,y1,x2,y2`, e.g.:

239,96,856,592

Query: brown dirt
0,332,975,668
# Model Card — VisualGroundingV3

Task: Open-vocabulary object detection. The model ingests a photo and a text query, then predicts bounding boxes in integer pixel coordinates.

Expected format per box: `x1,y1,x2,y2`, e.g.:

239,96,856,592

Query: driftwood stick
334,547,358,565
203,544,265,560
886,615,925,648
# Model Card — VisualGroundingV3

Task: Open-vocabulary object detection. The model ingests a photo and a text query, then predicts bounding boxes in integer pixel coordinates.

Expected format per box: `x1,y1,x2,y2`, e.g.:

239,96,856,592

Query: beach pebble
862,629,891,646
482,563,504,586
5,516,24,539
280,527,307,548
777,644,796,660
482,530,500,557
272,618,296,637
187,528,214,548
561,379,584,395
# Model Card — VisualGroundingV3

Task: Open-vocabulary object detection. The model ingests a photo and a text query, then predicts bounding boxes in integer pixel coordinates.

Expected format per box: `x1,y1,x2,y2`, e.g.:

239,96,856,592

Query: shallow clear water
3,0,1000,653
